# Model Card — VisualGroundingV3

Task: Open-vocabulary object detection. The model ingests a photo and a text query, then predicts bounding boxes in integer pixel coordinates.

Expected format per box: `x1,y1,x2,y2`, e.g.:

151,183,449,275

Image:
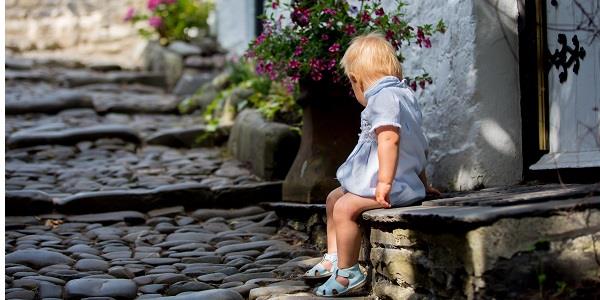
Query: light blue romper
335,76,428,207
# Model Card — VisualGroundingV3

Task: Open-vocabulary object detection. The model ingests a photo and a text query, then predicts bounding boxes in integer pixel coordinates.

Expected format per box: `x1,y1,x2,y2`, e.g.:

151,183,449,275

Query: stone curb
6,124,142,149
6,182,283,216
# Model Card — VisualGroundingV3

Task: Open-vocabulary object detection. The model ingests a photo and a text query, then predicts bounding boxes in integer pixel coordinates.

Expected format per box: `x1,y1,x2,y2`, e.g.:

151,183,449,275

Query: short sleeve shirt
335,76,428,207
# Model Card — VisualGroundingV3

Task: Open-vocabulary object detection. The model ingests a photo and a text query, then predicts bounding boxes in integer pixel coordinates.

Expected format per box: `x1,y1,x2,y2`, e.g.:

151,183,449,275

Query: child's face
349,76,367,106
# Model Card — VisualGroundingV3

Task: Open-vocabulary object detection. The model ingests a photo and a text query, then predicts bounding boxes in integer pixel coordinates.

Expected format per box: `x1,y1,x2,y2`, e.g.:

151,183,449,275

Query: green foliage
201,61,302,129
125,0,214,44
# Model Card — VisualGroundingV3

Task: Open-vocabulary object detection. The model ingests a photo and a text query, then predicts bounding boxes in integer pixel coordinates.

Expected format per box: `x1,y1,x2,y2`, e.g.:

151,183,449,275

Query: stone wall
367,208,600,299
5,0,148,68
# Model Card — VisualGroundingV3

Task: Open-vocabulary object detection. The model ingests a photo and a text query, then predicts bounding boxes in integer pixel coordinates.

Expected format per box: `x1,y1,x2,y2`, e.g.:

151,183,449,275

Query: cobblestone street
4,62,335,299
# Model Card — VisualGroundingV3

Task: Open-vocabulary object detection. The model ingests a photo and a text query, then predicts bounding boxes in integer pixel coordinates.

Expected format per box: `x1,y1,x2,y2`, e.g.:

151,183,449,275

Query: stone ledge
362,196,600,228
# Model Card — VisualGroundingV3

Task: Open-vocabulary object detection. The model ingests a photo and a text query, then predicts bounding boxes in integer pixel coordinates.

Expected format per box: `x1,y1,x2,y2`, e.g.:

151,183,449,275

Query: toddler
303,33,440,297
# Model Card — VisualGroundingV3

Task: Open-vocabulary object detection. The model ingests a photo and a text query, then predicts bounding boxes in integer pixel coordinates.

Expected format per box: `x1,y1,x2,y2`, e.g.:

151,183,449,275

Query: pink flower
149,16,162,28
293,45,303,56
322,8,336,15
328,43,340,53
309,58,323,70
123,7,135,22
147,0,161,11
288,60,300,69
321,34,329,41
375,8,385,16
326,59,337,70
344,24,356,36
300,36,309,45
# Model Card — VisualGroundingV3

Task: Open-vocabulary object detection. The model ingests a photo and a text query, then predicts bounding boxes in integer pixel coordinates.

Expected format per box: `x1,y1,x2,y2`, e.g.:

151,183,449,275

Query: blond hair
340,32,402,87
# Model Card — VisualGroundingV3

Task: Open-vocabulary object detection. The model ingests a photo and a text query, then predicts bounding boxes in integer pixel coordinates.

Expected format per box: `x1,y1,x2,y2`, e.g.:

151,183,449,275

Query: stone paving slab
4,207,327,299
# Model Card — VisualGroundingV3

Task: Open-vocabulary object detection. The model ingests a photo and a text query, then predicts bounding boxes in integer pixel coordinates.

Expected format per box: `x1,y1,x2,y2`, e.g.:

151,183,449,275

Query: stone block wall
5,0,148,67
367,209,600,299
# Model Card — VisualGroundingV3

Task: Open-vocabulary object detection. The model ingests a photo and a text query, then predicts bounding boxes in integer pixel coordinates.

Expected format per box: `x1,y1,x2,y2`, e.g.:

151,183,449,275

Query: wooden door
530,0,600,170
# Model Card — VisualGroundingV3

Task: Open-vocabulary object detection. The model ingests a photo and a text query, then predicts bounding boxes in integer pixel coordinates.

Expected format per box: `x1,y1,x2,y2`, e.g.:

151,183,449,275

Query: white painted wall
391,0,523,190
215,0,256,57
215,0,523,190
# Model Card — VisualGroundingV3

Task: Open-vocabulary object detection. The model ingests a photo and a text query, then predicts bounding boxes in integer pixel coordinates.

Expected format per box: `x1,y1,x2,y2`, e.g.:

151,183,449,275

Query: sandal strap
324,252,338,263
336,263,360,278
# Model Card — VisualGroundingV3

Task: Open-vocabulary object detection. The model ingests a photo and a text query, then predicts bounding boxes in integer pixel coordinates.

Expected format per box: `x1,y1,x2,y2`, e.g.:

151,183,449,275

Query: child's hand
426,185,442,197
375,182,392,208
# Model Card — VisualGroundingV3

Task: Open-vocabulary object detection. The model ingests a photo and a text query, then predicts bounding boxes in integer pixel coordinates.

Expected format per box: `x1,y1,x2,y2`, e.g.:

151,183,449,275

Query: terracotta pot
282,78,362,203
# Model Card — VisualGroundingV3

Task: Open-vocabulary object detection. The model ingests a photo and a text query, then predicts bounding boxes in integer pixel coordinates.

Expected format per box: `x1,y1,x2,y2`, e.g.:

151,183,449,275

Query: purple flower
328,43,340,53
149,16,162,28
147,0,161,11
322,8,336,15
326,59,337,70
300,36,309,45
321,34,329,41
293,45,303,56
424,38,432,48
419,80,426,89
255,32,267,45
289,59,300,69
385,30,394,41
410,81,417,91
344,24,356,36
375,8,385,16
123,7,135,22
291,7,310,27
360,11,371,23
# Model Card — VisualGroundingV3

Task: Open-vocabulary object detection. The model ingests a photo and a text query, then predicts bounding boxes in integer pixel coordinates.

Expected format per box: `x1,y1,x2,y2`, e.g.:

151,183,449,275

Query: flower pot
282,78,362,203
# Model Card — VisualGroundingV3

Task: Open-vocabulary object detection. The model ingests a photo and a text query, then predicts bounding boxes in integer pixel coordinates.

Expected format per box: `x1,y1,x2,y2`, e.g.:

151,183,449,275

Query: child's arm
375,125,400,208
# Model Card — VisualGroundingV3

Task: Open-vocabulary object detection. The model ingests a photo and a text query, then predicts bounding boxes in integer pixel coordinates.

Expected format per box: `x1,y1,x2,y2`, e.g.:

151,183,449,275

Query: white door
531,0,600,170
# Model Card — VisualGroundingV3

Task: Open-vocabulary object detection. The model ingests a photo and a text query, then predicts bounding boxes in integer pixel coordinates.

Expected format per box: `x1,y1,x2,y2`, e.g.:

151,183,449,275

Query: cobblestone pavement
6,207,323,299
4,62,342,299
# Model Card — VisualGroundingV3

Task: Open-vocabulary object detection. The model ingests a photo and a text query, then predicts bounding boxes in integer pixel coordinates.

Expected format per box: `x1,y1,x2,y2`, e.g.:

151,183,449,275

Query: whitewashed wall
214,0,256,57
393,0,522,189
215,0,523,190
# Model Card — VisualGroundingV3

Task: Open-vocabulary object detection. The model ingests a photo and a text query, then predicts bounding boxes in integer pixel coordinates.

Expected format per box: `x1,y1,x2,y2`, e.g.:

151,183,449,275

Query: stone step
146,125,230,148
6,181,283,215
6,124,142,149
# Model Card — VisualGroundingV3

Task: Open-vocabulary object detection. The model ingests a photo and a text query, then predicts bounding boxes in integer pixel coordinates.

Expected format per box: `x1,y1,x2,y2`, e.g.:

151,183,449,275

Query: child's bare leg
316,186,345,273
333,193,384,286
326,187,345,253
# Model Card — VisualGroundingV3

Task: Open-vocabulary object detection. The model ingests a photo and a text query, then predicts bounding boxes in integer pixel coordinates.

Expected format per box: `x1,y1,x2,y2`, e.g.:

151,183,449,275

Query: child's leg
326,187,345,254
333,193,384,286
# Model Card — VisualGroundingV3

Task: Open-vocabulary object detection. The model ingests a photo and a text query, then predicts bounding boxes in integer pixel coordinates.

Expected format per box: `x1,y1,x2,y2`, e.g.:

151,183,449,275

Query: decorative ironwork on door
530,0,600,170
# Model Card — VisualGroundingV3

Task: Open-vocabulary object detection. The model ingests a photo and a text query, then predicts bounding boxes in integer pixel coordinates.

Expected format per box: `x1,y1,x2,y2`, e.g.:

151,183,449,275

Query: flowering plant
246,0,445,91
124,0,213,44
